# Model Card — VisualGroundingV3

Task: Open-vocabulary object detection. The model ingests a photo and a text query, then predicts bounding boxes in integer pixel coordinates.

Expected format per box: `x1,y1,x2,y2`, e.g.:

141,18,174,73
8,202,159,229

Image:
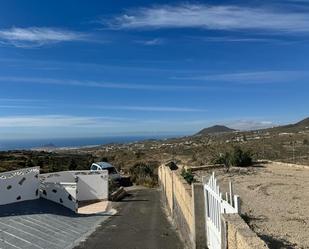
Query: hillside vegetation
0,117,308,185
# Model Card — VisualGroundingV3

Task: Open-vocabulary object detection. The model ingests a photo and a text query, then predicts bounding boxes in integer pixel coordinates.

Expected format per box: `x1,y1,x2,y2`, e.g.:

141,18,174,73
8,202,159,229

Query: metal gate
203,173,240,249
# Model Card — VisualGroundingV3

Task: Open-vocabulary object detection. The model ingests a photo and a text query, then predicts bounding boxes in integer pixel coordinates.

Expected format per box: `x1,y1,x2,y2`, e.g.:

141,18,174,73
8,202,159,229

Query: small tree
26,159,34,168
212,152,233,171
37,159,44,167
69,159,78,171
129,162,158,187
303,139,309,145
230,147,253,167
213,147,253,169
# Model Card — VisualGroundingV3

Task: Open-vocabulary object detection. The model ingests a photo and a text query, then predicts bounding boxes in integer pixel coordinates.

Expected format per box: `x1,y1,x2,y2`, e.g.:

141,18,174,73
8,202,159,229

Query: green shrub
230,147,253,167
181,168,195,185
213,147,253,168
213,152,232,169
69,159,78,170
129,162,158,187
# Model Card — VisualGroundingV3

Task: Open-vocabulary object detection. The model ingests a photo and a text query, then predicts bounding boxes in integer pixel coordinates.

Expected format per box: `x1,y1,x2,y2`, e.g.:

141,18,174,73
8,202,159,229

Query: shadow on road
0,198,111,218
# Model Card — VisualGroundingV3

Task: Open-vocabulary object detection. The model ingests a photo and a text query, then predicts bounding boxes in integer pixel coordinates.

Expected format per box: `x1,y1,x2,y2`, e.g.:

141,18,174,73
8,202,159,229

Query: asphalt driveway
75,188,183,249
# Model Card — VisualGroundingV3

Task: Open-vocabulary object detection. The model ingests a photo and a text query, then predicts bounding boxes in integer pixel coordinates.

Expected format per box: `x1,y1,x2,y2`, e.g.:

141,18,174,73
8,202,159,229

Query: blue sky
0,0,309,139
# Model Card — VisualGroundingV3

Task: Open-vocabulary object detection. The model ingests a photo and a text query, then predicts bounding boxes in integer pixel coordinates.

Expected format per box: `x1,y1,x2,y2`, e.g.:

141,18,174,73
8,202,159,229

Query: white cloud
195,36,279,43
0,102,205,113
224,120,275,130
0,115,278,140
0,76,212,91
0,105,45,109
135,38,164,45
109,4,309,34
0,98,45,102
0,27,86,48
0,115,128,128
93,105,206,112
172,70,309,84
0,98,47,109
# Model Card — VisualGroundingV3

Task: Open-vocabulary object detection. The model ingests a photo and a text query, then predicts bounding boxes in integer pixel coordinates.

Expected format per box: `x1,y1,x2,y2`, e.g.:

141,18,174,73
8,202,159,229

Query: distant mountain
194,117,309,137
265,117,309,133
295,117,309,127
195,125,236,136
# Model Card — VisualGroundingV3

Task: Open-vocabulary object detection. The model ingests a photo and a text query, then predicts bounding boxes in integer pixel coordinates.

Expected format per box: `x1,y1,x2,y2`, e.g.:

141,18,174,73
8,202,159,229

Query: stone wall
158,165,206,249
159,164,268,249
270,160,309,169
222,214,269,249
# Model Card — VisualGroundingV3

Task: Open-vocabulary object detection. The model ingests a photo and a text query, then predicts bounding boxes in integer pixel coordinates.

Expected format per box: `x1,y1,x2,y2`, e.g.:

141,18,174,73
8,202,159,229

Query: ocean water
0,135,178,151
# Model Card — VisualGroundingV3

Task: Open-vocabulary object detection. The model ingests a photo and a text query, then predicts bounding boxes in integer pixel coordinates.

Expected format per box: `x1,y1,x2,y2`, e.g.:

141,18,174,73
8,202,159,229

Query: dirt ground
195,162,309,249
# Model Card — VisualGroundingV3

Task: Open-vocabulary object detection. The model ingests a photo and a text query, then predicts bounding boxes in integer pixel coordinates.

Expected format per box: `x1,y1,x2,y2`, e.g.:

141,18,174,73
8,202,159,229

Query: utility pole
262,137,265,160
293,141,295,164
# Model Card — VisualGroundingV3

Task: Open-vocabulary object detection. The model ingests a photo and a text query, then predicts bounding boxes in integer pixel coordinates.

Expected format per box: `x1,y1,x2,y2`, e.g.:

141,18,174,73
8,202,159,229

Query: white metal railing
204,172,239,249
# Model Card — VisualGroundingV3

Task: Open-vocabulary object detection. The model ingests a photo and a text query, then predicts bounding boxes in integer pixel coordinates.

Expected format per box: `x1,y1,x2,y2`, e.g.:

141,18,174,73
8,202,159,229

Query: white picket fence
203,172,240,249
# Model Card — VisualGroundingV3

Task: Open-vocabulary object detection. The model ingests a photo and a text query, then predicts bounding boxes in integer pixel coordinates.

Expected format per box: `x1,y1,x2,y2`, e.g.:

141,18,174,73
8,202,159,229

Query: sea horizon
0,134,184,152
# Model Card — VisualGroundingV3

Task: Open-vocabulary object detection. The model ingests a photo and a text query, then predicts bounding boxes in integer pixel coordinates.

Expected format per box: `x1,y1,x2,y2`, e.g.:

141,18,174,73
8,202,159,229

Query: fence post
234,195,241,213
171,170,174,218
220,215,228,249
192,183,207,249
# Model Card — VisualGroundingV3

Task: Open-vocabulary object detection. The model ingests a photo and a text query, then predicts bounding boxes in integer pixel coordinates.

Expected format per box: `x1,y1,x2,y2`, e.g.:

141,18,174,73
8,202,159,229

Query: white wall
40,171,76,183
76,171,108,201
40,182,78,212
0,168,108,212
0,167,40,205
40,170,109,212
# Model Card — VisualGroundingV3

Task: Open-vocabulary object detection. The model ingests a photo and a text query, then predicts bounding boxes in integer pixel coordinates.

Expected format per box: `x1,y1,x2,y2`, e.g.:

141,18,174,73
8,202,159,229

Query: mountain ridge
263,117,309,133
195,125,236,135
194,117,309,137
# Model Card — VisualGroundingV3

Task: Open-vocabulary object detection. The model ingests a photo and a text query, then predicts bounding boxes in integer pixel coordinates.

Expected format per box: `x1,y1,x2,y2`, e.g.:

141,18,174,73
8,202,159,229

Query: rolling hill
195,125,236,136
265,117,309,133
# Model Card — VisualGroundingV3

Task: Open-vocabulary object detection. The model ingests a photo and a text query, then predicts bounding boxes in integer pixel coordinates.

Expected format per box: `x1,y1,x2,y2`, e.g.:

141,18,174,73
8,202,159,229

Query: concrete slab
77,200,108,215
0,199,115,249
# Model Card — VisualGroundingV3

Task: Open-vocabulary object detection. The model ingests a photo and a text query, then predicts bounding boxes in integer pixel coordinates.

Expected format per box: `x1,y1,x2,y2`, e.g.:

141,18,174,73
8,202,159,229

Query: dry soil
195,162,309,249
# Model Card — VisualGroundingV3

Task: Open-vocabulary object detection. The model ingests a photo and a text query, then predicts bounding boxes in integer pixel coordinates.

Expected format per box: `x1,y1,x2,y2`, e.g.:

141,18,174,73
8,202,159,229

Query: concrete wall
221,214,269,249
40,182,78,212
158,165,206,249
173,170,194,237
40,170,109,202
40,170,108,212
0,167,40,205
40,170,107,183
164,166,174,214
76,171,108,201
40,171,76,183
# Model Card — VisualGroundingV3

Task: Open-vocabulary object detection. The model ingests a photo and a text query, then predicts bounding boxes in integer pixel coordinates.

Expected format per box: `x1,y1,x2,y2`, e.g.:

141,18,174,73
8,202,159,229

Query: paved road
75,188,184,249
